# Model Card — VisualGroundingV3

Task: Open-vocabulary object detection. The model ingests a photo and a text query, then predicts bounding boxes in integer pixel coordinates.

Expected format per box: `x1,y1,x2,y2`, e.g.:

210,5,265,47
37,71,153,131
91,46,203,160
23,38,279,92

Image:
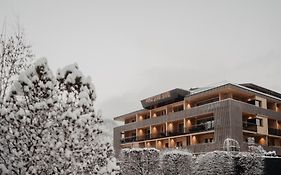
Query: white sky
1,0,281,119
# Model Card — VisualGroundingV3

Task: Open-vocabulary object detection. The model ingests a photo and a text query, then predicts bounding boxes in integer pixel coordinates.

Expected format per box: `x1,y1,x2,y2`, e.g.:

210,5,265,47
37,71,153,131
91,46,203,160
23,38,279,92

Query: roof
114,109,148,121
239,83,281,99
141,88,190,109
114,83,281,121
185,83,281,102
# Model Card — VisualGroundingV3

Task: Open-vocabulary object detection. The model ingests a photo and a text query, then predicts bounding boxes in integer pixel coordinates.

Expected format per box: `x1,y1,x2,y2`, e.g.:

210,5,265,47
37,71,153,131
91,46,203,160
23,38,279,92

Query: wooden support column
183,118,186,133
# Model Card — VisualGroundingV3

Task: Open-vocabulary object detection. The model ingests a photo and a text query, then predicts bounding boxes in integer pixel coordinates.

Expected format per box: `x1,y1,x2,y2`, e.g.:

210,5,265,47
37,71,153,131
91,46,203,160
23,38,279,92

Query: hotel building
113,83,281,156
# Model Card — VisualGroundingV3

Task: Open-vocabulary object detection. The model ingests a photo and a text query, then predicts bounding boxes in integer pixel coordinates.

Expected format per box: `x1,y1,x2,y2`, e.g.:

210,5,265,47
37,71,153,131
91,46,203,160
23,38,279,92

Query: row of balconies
243,121,281,136
124,95,281,125
121,121,214,144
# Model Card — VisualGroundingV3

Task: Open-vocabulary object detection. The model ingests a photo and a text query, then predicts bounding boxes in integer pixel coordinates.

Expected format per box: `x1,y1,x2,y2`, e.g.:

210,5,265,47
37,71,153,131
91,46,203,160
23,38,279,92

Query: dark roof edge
185,83,281,102
239,83,281,99
114,109,148,121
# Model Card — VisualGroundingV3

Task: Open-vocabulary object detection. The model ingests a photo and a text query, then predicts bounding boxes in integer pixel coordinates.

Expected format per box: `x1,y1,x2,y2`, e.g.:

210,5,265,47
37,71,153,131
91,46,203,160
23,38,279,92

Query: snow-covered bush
223,138,240,152
0,58,118,174
264,151,276,157
161,149,192,175
233,152,264,175
192,151,235,175
120,148,160,175
248,145,267,155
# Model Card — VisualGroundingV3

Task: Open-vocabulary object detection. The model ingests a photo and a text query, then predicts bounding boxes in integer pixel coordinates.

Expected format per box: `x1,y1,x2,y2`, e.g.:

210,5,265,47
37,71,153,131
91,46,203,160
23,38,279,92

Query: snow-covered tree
0,27,33,105
0,58,57,174
120,148,160,175
51,63,118,174
192,151,235,175
0,59,118,174
161,149,192,175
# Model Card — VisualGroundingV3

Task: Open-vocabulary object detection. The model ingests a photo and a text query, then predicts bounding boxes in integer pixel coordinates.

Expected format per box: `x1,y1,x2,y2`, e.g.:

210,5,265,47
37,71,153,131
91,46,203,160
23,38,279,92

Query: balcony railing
268,128,281,136
120,121,214,144
242,122,257,132
188,121,214,133
121,136,137,143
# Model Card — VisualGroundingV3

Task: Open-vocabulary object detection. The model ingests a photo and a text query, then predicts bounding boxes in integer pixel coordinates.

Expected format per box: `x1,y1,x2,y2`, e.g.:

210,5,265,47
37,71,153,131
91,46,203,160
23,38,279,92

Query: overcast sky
1,0,281,119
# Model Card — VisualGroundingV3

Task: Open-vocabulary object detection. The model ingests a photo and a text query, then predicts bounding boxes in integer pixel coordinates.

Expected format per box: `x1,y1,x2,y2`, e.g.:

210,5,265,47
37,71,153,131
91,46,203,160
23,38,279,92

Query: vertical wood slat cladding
229,101,243,144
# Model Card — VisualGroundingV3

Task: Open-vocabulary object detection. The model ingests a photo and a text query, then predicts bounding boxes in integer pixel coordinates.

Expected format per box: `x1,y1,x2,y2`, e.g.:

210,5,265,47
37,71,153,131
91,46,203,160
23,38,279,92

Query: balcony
243,122,257,132
151,132,166,139
136,134,151,141
268,128,281,137
188,121,215,133
120,121,215,143
121,136,136,144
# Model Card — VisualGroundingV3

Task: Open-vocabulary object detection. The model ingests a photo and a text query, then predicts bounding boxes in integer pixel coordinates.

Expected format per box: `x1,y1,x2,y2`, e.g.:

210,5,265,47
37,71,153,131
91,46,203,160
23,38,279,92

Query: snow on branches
120,148,160,175
1,58,57,174
161,149,192,175
0,58,118,174
0,29,33,105
192,151,235,175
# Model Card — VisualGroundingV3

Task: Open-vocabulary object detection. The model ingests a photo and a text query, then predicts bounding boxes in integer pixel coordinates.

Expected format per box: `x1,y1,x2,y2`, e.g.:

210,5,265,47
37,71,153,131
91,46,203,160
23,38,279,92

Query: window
256,118,263,126
255,100,261,107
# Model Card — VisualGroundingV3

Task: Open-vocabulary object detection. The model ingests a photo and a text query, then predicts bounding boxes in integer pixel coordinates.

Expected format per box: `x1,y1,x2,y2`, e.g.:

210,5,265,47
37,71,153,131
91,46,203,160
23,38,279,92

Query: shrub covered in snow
161,149,192,175
233,152,264,175
0,58,118,174
192,151,235,175
248,145,267,156
223,138,240,152
192,150,264,175
120,148,160,175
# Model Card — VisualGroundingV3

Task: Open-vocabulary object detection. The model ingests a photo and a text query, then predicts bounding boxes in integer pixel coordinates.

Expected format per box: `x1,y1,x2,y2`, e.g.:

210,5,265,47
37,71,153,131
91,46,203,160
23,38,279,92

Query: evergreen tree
0,59,118,174
1,58,57,174
52,63,118,174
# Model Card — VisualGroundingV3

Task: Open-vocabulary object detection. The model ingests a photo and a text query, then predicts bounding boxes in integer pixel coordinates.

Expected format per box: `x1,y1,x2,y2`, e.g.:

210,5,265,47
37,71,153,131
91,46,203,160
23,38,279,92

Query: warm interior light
192,136,197,144
157,141,162,147
146,142,151,147
186,119,192,127
168,123,173,131
259,137,266,145
152,126,157,134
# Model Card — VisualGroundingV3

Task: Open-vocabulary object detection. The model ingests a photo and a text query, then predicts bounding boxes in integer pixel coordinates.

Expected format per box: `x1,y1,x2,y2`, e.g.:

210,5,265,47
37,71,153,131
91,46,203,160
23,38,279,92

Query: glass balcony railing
188,121,214,133
268,128,281,136
242,122,257,132
120,121,215,143
121,136,137,143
